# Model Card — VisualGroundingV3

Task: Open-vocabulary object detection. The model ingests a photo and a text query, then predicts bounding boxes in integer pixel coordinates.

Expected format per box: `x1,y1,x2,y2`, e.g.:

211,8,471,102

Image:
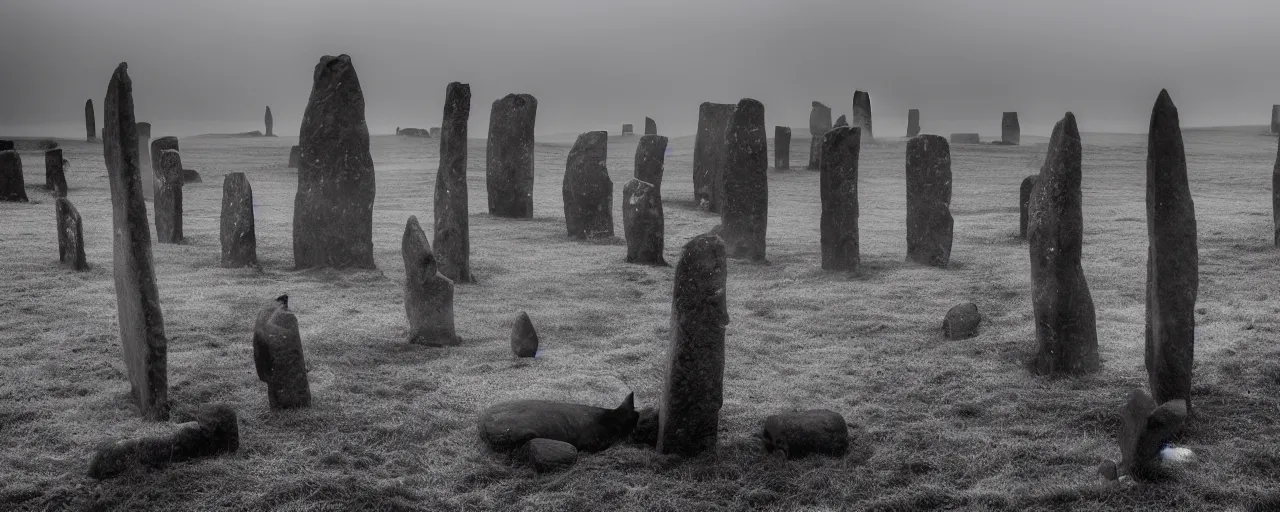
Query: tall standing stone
645,117,657,135
1145,90,1198,413
1027,112,1098,376
264,106,274,137
103,63,168,421
220,172,257,268
136,122,152,197
623,179,665,265
635,134,667,194
253,295,310,409
45,149,68,197
56,197,88,271
149,136,179,197
294,54,376,269
658,233,728,456
808,101,832,170
86,99,97,142
693,102,735,210
907,109,921,138
288,145,300,168
402,216,459,346
0,151,27,202
852,91,873,141
820,126,860,271
486,93,538,218
154,149,184,244
905,135,953,267
720,98,768,262
774,126,790,170
622,124,634,135
1019,175,1038,238
1001,112,1020,145
434,82,473,283
563,131,613,240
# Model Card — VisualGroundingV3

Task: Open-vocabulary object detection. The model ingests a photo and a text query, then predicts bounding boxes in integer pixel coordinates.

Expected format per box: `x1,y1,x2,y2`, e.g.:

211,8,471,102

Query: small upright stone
515,438,578,473
621,123,634,135
1115,389,1187,481
644,117,657,135
149,136,178,196
486,93,538,218
264,106,274,137
45,149,68,197
1001,112,1020,145
820,126,861,271
1019,175,1038,238
852,91,873,141
634,134,667,193
942,302,980,340
0,151,27,202
154,149,184,244
434,82,474,283
761,409,849,458
402,216,458,346
1145,90,1198,413
562,131,613,240
904,135,953,267
86,99,97,141
720,98,768,262
833,115,848,128
287,145,300,168
220,172,258,268
658,234,728,456
511,311,539,357
253,295,310,409
623,179,666,265
907,109,921,138
808,101,833,170
87,404,239,479
774,126,790,170
693,102,735,210
56,197,88,271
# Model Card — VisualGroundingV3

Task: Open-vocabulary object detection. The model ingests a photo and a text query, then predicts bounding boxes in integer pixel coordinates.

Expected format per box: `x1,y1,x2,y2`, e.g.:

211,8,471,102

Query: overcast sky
1,0,1276,138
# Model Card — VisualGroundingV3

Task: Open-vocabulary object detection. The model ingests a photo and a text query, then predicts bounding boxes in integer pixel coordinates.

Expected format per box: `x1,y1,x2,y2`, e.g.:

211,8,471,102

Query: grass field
2,123,1279,511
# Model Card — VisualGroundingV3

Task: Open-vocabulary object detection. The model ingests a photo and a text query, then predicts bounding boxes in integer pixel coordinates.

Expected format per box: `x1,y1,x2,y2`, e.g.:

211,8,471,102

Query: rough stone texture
478,394,638,453
86,99,97,141
511,311,539,357
56,197,88,271
645,117,657,135
154,149,184,244
905,135,954,267
264,106,273,137
253,295,310,409
1020,175,1038,238
635,134,667,193
0,151,27,202
87,404,239,479
659,234,728,456
808,101,833,170
774,126,790,170
294,54,377,269
1273,105,1279,134
907,109,921,138
1145,89,1198,413
761,409,849,458
45,149,68,197
833,115,848,128
435,82,474,284
149,136,179,197
942,302,980,340
622,123,634,135
1275,137,1280,247
220,172,257,268
1001,112,1020,145
623,179,666,265
136,121,153,197
104,63,169,421
693,102,735,210
852,90,873,141
820,126,861,271
1027,113,1099,375
721,98,768,261
950,133,980,144
1117,389,1187,481
515,438,578,472
630,406,658,446
402,216,458,346
486,93,538,218
287,145,300,168
562,131,613,240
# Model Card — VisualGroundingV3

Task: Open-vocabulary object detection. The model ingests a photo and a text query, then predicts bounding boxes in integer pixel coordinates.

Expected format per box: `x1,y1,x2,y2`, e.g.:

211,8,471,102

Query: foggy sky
2,0,1277,139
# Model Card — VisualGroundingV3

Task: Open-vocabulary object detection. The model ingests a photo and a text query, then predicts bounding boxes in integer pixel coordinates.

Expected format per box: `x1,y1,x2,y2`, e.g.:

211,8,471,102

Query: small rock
761,409,849,458
629,407,658,447
511,311,539,357
515,438,577,472
943,302,981,340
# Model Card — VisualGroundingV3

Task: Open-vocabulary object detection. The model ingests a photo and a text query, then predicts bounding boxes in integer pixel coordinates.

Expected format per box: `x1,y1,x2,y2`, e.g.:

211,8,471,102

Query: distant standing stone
1272,105,1279,134
645,117,657,135
294,54,377,269
136,121,153,196
720,98,768,262
659,233,728,456
833,115,848,128
56,197,88,271
1001,112,1020,145
774,126,790,170
622,123,634,135
511,311,539,357
693,102,735,210
86,99,97,141
1019,175,1038,238
0,151,27,202
402,216,458,346
820,126,861,271
852,90,873,141
1116,389,1187,481
942,302,980,340
562,131,613,240
1145,89,1198,413
1027,112,1098,375
253,295,310,409
103,63,169,420
635,134,667,193
905,135,953,267
907,109,921,138
154,149,184,244
623,179,666,265
220,172,257,268
45,149,68,197
434,82,474,283
1274,137,1280,246
87,404,239,479
515,438,578,472
761,409,849,458
149,136,179,197
264,106,274,137
287,145,300,168
950,133,980,144
486,93,538,218
808,101,832,170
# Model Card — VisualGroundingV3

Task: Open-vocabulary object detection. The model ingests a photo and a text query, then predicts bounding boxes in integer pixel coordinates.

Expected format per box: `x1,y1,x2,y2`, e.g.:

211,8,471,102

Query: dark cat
478,393,638,453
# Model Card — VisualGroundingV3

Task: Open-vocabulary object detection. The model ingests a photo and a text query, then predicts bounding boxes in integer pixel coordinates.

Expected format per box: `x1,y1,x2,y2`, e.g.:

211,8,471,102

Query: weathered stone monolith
56,197,88,270
154,149,184,244
563,131,613,240
103,63,169,420
253,295,310,409
635,134,667,193
721,98,768,261
907,109,921,138
645,117,657,135
820,126,860,271
44,149,68,197
402,216,458,346
264,106,274,137
86,99,97,141
435,82,474,283
149,136,178,197
1145,89,1198,414
623,179,665,265
1274,137,1280,246
1001,112,1020,145
808,102,832,170
1020,175,1037,238
1114,389,1187,481
0,151,27,202
511,311,539,357
693,102,735,210
774,126,790,170
294,54,376,269
287,145,300,168
1027,112,1098,375
950,133,980,144
622,123,634,135
761,409,849,458
659,233,728,456
833,115,848,128
905,135,953,267
852,91,873,141
486,93,538,218
87,404,238,479
220,172,257,268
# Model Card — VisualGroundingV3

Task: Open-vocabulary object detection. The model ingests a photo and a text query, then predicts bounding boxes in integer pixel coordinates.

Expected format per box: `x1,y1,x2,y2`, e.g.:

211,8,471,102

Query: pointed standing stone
1145,90,1198,413
1028,113,1098,375
511,311,539,357
287,145,300,168
486,93,538,218
623,179,666,265
103,63,169,420
905,135,954,267
294,54,377,269
264,106,274,137
834,115,848,128
720,99,768,261
1019,175,1038,238
1001,112,1020,145
56,197,88,271
808,102,832,170
220,172,257,268
253,295,310,409
86,99,97,142
45,149,68,197
402,216,458,346
693,102,735,210
658,233,728,456
0,151,27,202
563,131,613,240
434,82,474,283
149,136,179,198
907,109,921,138
774,126,790,170
154,149,184,244
645,117,657,135
852,91,873,141
820,126,860,271
635,134,667,193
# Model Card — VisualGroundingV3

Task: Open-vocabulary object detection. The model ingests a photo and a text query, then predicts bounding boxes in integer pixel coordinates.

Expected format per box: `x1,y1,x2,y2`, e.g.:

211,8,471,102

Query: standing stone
907,109,921,138
56,197,88,271
622,123,634,135
103,63,169,421
434,82,473,283
511,311,539,357
253,295,310,409
287,145,300,168
486,93,538,218
0,151,27,202
623,179,665,265
693,102,735,210
1145,89,1198,413
644,117,657,135
905,135,953,267
635,134,667,193
563,131,613,240
1115,389,1188,481
808,101,832,170
1027,112,1099,376
721,99,768,262
774,126,790,170
86,99,97,141
294,54,377,269
136,122,152,197
1274,137,1280,247
1019,175,1038,238
833,115,848,128
1001,112,1020,145
942,302,980,340
264,106,274,137
154,149,184,244
852,91,873,141
402,216,458,346
149,136,179,197
658,233,728,456
220,172,257,268
1272,105,1279,134
45,149,68,197
820,126,861,271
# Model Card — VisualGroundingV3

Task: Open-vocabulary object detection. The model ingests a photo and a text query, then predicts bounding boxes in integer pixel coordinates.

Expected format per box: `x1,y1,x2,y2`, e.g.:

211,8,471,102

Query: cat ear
619,393,635,411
